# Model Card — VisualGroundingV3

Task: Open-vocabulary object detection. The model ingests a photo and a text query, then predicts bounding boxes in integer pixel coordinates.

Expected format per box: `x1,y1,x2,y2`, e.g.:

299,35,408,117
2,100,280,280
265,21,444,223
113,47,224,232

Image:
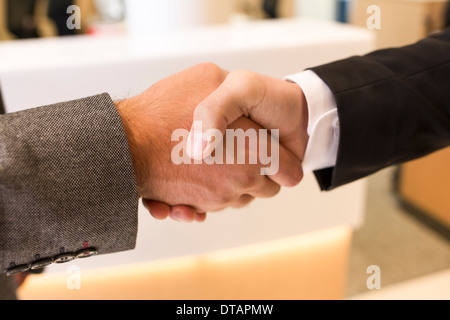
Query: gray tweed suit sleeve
0,274,17,300
0,93,139,274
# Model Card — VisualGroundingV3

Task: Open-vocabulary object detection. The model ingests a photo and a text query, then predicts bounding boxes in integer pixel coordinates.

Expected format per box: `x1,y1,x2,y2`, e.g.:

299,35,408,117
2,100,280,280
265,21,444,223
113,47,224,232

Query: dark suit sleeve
0,94,139,275
310,28,450,191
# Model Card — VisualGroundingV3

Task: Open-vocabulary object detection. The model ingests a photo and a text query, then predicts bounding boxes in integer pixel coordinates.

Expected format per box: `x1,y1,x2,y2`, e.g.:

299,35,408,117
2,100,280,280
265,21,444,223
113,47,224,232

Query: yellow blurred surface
399,147,450,228
18,226,352,300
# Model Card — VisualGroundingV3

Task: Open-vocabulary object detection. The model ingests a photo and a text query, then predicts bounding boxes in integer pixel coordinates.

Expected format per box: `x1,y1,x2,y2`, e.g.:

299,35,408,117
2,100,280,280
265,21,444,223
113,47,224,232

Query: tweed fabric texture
0,94,139,278
0,274,17,300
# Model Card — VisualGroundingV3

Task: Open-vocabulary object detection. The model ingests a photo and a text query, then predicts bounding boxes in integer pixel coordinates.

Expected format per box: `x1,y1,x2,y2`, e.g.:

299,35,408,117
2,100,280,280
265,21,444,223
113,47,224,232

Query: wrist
115,98,146,197
293,82,309,139
285,80,310,162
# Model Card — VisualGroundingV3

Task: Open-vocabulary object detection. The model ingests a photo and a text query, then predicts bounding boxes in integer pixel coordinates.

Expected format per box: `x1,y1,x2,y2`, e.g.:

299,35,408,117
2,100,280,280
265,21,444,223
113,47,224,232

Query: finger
246,176,282,198
187,70,307,162
195,212,207,223
143,200,170,220
170,206,197,223
260,127,304,188
232,194,255,209
187,70,265,160
226,117,304,188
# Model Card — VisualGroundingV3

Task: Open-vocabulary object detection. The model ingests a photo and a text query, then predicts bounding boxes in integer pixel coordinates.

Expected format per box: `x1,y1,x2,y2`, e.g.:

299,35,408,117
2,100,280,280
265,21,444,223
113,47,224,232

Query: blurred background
1,0,446,43
0,0,449,300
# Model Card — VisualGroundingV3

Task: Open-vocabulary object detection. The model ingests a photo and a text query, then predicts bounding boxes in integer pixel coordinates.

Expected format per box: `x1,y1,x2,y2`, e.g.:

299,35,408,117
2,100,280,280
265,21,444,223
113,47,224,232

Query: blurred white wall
295,0,337,21
124,0,235,35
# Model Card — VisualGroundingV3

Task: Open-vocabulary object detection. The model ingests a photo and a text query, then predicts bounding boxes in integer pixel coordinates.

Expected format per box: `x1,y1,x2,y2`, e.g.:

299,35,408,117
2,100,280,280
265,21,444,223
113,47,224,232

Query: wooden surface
351,0,448,49
398,147,450,228
0,0,14,41
18,227,352,300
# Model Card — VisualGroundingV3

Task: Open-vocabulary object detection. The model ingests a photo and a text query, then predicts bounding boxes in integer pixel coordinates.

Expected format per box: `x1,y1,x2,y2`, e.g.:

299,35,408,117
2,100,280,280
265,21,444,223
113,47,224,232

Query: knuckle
239,173,260,192
226,70,264,105
196,62,225,84
228,70,256,90
210,191,233,206
228,69,254,81
270,184,282,197
195,62,219,72
285,166,303,188
233,195,255,209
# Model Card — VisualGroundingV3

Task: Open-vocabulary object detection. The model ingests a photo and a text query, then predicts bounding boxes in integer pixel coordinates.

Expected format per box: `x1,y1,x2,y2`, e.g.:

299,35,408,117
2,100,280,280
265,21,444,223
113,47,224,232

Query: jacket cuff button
53,253,76,264
6,264,31,277
76,248,98,259
31,258,54,270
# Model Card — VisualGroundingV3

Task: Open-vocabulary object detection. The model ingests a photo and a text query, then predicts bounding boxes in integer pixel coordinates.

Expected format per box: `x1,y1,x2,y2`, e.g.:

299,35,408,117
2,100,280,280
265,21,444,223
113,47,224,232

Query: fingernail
194,133,208,156
171,209,192,223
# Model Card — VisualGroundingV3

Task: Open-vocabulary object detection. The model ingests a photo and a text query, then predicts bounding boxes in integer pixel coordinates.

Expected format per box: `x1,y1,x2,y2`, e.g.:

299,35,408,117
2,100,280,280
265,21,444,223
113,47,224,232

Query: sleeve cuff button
54,253,76,264
31,258,53,270
76,248,98,259
6,264,31,277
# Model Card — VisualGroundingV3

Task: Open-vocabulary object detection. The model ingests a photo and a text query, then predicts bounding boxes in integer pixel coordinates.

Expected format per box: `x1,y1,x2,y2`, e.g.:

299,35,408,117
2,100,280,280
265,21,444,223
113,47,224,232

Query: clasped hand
116,63,309,222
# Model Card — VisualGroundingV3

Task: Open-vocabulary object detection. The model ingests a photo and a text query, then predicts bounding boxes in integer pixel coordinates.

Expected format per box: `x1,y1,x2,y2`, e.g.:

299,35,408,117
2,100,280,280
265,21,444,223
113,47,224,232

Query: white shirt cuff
284,70,340,174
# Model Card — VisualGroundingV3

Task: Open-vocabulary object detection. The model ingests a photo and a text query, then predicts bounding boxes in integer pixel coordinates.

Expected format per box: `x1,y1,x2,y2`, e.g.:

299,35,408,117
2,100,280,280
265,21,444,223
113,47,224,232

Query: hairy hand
116,63,303,222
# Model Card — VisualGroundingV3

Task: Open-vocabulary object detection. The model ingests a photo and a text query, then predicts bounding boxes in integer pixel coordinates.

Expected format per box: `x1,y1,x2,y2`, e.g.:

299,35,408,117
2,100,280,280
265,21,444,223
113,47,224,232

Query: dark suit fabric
311,28,450,191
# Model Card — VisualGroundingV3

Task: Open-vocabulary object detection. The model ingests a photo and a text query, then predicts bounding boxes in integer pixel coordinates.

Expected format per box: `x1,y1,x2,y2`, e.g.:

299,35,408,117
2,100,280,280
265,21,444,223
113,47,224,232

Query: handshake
115,63,310,223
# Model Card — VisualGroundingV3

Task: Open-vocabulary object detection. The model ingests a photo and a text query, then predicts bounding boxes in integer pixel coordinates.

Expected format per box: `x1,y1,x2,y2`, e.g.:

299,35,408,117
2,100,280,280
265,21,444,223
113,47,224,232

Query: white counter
0,18,375,272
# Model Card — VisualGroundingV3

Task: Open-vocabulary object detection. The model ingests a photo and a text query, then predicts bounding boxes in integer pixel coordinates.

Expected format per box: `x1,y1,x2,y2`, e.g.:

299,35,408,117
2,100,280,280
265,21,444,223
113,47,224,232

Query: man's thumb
186,84,245,160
